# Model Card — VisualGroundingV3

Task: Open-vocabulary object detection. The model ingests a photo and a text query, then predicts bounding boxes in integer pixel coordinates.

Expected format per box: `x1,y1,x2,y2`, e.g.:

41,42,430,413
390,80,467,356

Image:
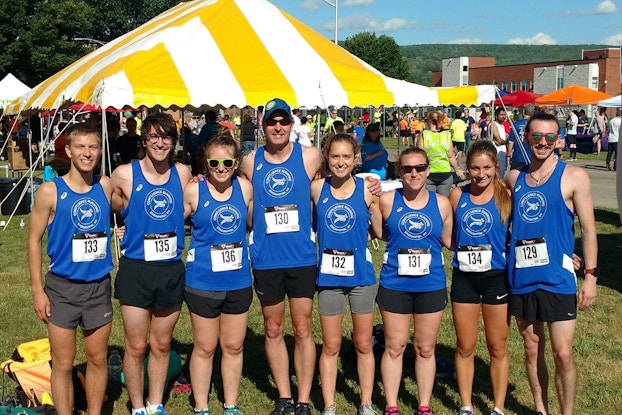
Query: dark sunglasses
527,132,557,143
266,118,292,126
207,158,236,169
400,164,428,174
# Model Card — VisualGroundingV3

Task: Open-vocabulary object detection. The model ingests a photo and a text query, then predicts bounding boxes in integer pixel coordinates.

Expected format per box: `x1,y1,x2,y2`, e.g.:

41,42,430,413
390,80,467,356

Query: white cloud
507,33,557,45
448,38,489,44
595,0,618,14
602,33,622,44
300,0,320,11
322,13,417,33
342,0,374,6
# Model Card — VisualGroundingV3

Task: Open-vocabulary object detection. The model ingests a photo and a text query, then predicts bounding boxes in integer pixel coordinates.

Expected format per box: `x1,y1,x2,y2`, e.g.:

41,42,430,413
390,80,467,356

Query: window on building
463,65,468,71
462,75,468,85
502,81,508,91
556,66,564,89
529,80,533,91
591,76,598,89
511,81,517,92
521,80,528,91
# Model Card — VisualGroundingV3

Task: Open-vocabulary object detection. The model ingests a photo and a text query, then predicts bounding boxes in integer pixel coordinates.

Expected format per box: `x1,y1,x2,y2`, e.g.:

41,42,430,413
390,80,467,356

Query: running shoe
269,399,295,415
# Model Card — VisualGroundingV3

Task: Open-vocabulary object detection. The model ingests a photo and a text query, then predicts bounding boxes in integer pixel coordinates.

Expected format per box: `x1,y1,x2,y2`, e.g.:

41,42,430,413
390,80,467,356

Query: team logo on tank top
517,191,547,223
212,204,242,235
398,212,432,240
325,203,356,233
263,167,294,198
461,207,493,237
144,188,175,220
71,197,102,231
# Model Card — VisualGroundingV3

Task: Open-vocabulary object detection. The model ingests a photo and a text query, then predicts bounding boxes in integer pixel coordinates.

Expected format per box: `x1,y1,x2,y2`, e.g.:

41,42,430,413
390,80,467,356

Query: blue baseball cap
263,98,292,121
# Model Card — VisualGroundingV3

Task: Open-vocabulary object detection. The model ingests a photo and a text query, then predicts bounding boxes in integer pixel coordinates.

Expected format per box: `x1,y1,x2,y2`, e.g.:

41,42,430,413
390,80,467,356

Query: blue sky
269,0,622,46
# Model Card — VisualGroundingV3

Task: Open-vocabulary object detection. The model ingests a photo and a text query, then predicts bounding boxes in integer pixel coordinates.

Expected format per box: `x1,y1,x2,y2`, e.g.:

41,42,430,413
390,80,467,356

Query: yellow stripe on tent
436,86,480,107
203,1,296,107
281,13,393,107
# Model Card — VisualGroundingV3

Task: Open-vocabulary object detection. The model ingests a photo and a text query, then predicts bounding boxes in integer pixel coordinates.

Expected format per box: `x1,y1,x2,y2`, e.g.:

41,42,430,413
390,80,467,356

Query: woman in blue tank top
312,133,382,415
377,147,453,415
448,141,511,415
183,133,254,415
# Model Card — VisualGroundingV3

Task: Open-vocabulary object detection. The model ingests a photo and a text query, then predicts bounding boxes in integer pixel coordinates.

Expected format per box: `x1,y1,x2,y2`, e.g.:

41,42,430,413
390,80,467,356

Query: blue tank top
47,177,113,281
316,177,375,287
185,177,252,291
379,190,446,292
120,161,185,262
250,143,316,270
451,185,509,271
508,163,577,294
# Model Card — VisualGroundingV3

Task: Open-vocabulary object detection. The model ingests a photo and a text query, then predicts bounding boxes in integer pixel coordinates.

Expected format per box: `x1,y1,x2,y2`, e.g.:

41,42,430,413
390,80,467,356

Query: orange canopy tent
534,84,613,106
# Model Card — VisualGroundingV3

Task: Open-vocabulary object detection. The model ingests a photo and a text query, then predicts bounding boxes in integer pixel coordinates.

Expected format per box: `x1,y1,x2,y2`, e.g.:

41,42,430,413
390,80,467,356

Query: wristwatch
584,267,600,278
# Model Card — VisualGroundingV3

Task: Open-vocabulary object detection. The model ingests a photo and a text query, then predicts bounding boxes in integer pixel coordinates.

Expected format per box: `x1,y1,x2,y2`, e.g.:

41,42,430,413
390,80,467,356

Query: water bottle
108,350,123,382
19,218,25,229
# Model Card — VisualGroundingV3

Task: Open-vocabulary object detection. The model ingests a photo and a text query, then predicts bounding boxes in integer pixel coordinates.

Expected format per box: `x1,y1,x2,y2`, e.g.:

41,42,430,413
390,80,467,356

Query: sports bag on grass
1,339,86,412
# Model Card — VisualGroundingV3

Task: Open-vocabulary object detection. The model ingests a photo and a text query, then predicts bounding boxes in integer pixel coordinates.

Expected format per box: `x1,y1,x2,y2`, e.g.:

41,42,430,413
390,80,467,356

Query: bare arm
238,176,254,229
110,164,132,213
302,145,323,180
378,191,395,241
366,189,383,240
437,194,454,249
566,167,598,310
28,182,56,323
239,150,256,181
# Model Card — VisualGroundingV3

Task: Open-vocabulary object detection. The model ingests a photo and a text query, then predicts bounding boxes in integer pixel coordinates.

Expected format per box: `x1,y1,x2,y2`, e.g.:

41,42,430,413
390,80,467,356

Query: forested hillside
401,44,613,86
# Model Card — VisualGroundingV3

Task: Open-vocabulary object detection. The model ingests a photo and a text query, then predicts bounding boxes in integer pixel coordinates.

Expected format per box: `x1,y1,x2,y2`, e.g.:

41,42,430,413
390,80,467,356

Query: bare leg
289,297,315,403
379,309,410,407
220,312,249,406
412,311,444,407
452,302,480,409
189,312,220,410
48,324,77,415
262,300,292,399
516,318,549,415
120,304,150,409
482,304,509,412
82,322,112,415
146,307,181,405
548,320,577,415
352,312,375,406
319,313,344,408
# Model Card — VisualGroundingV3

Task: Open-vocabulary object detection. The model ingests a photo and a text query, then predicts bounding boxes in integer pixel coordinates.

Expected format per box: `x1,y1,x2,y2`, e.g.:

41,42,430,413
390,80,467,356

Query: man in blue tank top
111,113,193,415
29,123,114,415
239,98,323,415
505,112,598,415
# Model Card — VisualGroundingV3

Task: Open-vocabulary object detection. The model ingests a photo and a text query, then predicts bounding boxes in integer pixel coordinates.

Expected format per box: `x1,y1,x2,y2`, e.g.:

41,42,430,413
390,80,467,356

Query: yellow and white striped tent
5,0,495,114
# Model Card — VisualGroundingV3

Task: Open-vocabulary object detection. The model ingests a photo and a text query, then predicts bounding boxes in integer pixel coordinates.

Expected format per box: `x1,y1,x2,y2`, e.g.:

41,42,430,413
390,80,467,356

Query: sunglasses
400,164,428,174
145,133,173,144
207,158,236,169
527,132,557,143
265,118,292,126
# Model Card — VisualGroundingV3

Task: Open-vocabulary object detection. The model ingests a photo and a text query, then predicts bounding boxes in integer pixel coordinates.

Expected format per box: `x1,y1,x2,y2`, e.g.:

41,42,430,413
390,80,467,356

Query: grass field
0,157,621,415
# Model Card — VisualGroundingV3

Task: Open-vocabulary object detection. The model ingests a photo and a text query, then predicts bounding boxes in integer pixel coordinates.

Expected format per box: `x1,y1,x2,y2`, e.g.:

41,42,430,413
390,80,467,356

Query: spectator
417,110,465,197
605,108,621,171
360,123,388,179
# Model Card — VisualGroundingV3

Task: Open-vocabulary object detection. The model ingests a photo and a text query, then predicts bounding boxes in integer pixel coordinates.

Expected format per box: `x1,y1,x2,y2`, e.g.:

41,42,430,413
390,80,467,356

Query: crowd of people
27,97,604,415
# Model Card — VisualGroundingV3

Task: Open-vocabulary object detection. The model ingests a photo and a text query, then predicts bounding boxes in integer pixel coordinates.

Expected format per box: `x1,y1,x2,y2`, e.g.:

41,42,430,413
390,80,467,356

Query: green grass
1,163,621,414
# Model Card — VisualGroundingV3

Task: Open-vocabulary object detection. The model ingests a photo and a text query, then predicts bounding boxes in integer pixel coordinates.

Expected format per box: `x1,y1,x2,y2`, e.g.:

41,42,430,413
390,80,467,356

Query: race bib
265,204,299,234
320,248,355,276
457,244,493,272
144,231,177,261
72,232,107,262
397,247,431,276
515,237,549,268
210,242,243,272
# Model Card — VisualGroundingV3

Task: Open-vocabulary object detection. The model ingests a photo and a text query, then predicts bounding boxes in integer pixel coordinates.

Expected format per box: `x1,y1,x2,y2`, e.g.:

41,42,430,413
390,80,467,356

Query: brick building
432,47,621,97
